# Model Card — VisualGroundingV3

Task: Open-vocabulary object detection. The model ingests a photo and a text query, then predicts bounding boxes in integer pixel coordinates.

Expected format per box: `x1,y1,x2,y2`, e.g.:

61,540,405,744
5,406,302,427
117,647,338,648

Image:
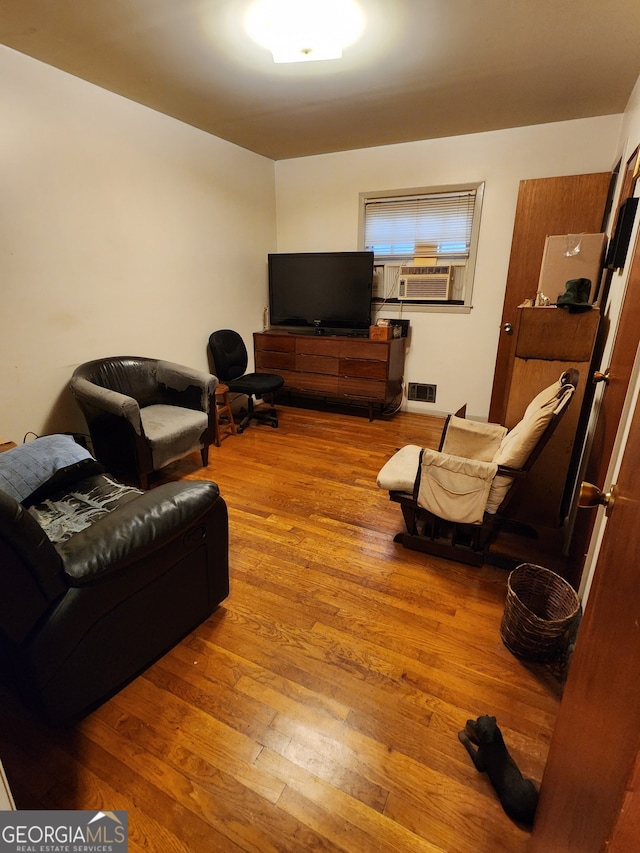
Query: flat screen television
268,251,373,334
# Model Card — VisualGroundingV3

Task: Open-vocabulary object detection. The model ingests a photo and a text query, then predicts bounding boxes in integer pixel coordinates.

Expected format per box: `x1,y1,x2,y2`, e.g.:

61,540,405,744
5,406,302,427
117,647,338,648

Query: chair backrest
208,330,249,382
72,356,161,406
486,369,578,515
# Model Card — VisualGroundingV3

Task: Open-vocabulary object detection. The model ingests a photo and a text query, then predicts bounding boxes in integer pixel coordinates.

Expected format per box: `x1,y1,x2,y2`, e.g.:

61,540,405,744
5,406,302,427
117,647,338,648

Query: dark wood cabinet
505,306,601,527
254,331,405,419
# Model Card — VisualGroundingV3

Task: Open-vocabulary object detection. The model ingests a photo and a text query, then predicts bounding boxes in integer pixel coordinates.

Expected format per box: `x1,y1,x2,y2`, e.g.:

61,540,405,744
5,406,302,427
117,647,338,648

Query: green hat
556,278,592,312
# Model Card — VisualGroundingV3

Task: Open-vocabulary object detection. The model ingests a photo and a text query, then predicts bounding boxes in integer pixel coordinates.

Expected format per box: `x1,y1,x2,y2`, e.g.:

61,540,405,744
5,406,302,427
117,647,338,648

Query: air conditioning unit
398,265,453,301
372,263,402,299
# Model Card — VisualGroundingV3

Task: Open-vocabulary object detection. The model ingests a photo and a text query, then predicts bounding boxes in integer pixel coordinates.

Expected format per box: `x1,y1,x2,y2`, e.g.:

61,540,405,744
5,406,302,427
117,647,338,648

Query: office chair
208,330,284,433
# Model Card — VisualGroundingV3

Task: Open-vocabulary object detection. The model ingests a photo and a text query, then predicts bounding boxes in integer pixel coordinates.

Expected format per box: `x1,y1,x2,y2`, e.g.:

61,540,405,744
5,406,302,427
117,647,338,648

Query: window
359,182,484,310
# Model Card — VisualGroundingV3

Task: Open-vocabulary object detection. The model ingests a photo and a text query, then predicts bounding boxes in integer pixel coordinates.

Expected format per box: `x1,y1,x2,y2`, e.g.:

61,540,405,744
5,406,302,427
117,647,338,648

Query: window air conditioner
373,263,402,299
398,265,453,300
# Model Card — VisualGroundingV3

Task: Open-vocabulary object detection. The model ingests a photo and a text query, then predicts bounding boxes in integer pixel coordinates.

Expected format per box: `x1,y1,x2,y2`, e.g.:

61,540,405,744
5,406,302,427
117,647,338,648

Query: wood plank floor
0,403,562,852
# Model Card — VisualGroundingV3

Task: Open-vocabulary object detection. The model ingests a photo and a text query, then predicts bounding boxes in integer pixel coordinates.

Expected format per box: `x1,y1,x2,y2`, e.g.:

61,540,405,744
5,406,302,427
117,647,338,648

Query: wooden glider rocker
377,370,579,567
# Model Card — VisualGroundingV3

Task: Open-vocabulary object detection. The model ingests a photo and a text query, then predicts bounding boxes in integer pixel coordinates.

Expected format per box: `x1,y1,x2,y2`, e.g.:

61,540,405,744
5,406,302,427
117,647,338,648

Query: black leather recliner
0,435,229,724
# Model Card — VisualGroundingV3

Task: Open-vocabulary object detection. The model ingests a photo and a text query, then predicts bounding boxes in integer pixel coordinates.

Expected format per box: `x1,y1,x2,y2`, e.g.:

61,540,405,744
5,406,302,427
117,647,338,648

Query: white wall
275,118,621,418
0,46,276,443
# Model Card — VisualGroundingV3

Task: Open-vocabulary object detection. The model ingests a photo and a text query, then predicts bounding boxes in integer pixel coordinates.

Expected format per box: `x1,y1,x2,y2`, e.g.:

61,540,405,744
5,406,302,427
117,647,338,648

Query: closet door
489,172,610,425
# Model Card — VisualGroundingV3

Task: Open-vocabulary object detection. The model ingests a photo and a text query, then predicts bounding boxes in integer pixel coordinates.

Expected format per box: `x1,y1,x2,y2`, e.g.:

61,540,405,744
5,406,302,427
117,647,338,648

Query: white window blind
363,189,477,259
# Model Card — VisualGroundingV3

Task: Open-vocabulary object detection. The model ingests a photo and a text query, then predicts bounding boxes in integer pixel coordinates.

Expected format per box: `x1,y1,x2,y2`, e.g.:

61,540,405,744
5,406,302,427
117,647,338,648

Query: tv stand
254,331,405,420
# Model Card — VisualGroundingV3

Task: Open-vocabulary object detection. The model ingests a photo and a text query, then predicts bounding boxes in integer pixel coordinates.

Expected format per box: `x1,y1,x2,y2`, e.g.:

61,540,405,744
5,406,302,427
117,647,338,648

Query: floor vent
408,383,437,403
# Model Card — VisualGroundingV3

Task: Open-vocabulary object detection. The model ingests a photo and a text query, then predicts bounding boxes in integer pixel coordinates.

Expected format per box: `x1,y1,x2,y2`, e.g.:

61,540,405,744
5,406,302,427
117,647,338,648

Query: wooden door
567,171,640,586
530,371,640,851
489,173,610,425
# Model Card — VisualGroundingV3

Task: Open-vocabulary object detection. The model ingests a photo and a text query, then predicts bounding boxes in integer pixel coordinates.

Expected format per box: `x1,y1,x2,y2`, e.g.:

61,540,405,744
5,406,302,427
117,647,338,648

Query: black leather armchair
0,435,229,724
70,356,218,488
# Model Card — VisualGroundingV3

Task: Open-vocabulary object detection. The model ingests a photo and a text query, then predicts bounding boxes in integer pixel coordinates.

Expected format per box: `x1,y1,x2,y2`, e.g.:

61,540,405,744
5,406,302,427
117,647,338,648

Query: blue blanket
0,435,93,503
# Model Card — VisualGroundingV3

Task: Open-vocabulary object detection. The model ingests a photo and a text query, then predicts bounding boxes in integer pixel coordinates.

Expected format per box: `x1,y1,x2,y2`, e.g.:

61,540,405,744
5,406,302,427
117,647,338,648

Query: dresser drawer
256,350,295,371
254,333,295,353
338,338,389,361
339,358,387,381
339,377,387,400
287,372,340,394
297,354,339,375
295,337,338,356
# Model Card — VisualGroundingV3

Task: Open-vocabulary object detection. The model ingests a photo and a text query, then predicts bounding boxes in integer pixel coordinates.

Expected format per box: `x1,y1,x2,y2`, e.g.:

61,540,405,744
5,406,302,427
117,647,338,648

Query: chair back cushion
73,356,160,406
486,377,575,514
208,330,248,382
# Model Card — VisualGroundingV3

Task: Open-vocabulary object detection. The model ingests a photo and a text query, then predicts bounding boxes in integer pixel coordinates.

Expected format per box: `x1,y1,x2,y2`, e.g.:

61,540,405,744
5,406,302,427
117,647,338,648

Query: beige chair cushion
441,417,508,461
417,448,498,525
485,379,571,513
376,444,422,492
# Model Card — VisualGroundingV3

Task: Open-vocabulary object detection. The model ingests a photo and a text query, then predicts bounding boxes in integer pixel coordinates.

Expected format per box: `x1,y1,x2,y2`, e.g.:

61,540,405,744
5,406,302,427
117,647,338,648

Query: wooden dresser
254,331,405,419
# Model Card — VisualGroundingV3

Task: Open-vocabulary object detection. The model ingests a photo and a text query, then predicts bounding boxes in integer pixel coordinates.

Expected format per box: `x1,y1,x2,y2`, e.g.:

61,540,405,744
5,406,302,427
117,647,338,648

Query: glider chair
377,370,578,566
208,330,284,433
71,356,218,489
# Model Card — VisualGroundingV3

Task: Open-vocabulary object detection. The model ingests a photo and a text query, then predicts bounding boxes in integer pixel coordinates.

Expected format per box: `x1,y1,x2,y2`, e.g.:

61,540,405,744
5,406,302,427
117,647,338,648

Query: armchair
70,356,218,488
0,434,229,724
377,371,578,566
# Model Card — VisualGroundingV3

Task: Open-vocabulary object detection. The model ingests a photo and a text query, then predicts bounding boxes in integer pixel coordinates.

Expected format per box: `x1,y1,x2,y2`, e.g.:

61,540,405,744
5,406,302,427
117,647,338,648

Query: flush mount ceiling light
245,0,365,63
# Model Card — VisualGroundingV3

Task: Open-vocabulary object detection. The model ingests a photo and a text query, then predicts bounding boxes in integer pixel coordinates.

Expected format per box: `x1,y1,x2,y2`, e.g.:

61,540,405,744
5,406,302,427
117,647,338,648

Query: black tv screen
268,251,373,332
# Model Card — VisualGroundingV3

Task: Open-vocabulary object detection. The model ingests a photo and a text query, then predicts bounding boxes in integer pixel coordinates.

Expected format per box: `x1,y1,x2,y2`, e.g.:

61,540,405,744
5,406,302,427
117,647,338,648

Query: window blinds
363,189,477,259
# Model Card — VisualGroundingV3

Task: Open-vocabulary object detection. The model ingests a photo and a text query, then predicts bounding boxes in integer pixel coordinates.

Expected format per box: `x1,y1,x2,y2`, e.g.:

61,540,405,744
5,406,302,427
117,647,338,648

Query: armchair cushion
376,444,422,492
139,404,209,471
417,448,498,525
485,380,573,513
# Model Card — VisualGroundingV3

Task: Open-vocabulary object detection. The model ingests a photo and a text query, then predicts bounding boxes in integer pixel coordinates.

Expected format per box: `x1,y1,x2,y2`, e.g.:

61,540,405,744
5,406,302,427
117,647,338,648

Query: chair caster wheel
271,422,278,428
237,426,244,434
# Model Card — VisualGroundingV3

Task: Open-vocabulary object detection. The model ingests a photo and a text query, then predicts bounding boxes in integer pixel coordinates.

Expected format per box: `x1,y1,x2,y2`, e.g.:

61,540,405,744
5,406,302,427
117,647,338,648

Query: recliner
0,434,229,724
208,330,284,433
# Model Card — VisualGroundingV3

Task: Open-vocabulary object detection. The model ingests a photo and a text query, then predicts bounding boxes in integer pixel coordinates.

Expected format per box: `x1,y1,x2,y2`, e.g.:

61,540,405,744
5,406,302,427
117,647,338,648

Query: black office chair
208,330,284,433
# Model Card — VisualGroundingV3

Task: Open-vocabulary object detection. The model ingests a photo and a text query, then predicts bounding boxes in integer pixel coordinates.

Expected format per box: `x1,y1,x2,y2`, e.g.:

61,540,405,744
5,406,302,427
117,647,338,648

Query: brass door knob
593,369,610,385
578,482,617,516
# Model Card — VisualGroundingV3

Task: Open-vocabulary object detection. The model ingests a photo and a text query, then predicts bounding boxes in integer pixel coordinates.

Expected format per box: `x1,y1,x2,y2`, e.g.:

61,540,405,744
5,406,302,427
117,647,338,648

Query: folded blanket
0,434,94,503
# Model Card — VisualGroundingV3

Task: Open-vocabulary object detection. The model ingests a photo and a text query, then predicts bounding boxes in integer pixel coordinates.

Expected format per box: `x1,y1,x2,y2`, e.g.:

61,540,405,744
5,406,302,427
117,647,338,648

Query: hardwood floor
0,403,562,852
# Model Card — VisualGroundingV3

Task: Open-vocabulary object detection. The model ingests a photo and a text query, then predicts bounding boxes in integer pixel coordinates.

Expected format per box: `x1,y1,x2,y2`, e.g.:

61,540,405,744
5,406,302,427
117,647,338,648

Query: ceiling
2,0,640,161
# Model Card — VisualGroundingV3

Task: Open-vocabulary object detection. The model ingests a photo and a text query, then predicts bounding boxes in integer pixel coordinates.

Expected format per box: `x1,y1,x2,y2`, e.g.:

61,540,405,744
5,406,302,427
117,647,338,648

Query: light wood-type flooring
0,402,564,852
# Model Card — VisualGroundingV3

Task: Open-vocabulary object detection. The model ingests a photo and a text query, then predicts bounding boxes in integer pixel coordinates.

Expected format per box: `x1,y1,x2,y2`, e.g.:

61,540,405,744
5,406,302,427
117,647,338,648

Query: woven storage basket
500,563,580,662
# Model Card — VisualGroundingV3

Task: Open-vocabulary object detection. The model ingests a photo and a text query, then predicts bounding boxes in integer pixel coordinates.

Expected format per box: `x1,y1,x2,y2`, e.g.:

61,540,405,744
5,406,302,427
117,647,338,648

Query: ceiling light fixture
245,0,365,63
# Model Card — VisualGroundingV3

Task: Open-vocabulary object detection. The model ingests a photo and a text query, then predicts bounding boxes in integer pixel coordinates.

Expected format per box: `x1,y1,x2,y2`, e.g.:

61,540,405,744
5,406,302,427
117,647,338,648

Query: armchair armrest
71,376,142,434
157,361,218,413
58,481,222,585
441,416,508,462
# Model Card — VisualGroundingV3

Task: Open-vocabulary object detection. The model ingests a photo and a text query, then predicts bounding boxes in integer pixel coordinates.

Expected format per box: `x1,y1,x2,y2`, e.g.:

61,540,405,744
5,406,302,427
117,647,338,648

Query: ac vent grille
408,383,437,403
398,265,453,300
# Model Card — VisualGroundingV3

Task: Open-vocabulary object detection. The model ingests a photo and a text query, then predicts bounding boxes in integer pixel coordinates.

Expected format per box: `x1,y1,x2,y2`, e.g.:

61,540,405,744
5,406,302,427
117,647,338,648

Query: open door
567,154,640,587
530,350,640,851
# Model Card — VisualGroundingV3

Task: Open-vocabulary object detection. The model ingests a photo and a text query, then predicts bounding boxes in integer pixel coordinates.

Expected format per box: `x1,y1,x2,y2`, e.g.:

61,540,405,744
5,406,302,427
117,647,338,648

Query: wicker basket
500,563,580,662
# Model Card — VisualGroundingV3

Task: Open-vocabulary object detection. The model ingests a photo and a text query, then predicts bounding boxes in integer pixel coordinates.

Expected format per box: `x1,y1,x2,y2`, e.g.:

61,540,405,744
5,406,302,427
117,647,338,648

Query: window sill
372,298,472,315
